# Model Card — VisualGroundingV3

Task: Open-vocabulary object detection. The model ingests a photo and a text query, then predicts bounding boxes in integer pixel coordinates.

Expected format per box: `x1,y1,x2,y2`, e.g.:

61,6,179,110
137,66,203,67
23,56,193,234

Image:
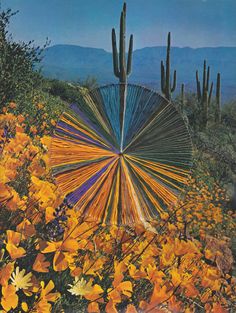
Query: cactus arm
161,60,165,94
171,69,177,92
208,82,213,105
202,60,206,98
196,70,201,100
127,34,133,76
112,28,120,77
206,66,210,91
197,81,201,101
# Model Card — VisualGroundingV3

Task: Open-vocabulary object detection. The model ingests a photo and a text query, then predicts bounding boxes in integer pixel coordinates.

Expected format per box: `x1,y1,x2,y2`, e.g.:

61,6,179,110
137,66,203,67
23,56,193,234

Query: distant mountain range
41,44,236,102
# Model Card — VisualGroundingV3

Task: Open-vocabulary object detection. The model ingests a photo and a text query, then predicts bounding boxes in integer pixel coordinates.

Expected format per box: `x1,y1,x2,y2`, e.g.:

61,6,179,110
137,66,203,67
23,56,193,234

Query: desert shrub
174,93,236,197
222,100,236,131
78,75,98,90
46,79,84,103
192,116,236,195
0,8,47,108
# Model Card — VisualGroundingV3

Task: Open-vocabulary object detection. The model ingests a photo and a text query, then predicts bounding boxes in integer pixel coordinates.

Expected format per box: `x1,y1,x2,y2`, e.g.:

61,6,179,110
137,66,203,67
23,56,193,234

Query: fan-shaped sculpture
50,83,192,227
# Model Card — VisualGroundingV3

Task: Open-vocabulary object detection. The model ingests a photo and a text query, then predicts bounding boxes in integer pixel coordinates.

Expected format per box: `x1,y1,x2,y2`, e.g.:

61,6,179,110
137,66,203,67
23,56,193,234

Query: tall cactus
161,32,176,100
196,60,213,128
215,73,221,124
111,2,133,150
112,3,133,83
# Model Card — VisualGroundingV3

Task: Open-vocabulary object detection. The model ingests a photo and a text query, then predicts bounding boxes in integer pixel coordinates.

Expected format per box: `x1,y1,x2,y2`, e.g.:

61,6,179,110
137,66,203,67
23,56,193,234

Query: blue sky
1,0,236,50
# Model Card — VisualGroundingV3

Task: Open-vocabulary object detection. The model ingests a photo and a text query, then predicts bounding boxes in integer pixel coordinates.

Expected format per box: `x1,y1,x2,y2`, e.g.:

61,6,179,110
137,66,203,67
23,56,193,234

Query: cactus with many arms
161,32,177,100
215,73,221,124
196,60,213,128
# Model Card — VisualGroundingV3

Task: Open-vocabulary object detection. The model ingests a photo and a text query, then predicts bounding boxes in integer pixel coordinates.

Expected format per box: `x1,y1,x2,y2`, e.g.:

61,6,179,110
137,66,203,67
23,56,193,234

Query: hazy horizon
47,43,236,51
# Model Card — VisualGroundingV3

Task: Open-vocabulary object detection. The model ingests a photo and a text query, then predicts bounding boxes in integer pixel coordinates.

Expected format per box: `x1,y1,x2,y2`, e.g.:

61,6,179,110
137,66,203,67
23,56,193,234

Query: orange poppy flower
1,284,18,311
0,262,14,286
40,237,79,271
33,253,50,273
34,280,60,313
88,302,100,313
5,230,26,260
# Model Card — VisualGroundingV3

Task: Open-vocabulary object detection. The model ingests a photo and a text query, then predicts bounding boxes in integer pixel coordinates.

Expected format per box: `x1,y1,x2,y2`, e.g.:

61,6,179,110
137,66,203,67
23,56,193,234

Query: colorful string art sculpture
50,84,192,227
49,3,192,228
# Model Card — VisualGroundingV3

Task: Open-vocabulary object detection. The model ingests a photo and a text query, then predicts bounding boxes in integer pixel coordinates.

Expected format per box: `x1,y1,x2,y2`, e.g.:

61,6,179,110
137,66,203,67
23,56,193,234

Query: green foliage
222,100,236,130
174,92,198,128
161,32,177,100
0,8,47,108
193,125,236,185
43,76,99,103
79,75,98,90
45,79,85,103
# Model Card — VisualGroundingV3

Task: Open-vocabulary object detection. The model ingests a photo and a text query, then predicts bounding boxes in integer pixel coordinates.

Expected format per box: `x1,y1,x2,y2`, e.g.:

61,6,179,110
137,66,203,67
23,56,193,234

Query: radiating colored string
50,84,192,226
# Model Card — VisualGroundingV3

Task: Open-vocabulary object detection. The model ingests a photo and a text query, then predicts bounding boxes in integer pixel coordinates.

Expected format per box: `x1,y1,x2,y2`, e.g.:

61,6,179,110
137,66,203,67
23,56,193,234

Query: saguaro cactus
196,60,213,128
112,3,133,83
215,73,221,124
161,32,176,100
111,2,133,150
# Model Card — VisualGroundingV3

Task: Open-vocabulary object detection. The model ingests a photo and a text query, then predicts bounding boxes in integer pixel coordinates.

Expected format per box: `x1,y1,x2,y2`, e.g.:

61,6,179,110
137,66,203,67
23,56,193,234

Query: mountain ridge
41,44,236,101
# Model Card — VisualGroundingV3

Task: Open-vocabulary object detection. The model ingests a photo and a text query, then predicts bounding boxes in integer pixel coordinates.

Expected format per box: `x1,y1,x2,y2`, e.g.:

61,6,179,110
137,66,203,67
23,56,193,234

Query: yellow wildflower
10,266,32,291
